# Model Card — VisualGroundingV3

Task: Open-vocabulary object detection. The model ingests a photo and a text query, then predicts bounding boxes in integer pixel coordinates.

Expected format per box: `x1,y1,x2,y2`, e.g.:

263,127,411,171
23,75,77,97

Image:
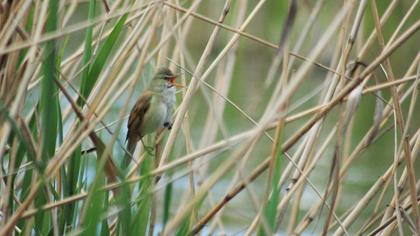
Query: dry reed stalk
192,15,419,235
3,69,416,227
304,78,420,234
0,3,153,56
301,78,419,235
159,0,268,169
1,1,419,235
241,12,354,209
370,1,420,232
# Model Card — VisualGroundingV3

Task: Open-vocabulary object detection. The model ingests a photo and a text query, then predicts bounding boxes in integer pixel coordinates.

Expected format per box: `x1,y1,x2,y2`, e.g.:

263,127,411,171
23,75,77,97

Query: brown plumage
125,91,152,160
123,67,180,167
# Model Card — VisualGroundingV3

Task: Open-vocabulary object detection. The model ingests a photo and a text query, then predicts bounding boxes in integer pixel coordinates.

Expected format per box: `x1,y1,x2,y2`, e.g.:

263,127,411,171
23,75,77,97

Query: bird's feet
139,139,155,155
164,122,173,130
143,145,155,155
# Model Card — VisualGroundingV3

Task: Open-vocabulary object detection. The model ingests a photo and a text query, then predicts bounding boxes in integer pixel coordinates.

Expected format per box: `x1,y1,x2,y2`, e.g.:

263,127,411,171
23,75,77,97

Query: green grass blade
0,100,36,163
79,13,128,105
0,101,39,233
181,198,205,235
79,171,106,236
77,0,96,106
86,13,128,83
64,0,96,232
36,0,60,233
176,215,192,236
0,101,37,229
79,135,122,235
40,0,59,167
163,181,173,227
78,136,111,236
258,154,282,236
163,150,177,229
55,37,67,145
100,190,110,236
114,181,132,235
131,151,154,235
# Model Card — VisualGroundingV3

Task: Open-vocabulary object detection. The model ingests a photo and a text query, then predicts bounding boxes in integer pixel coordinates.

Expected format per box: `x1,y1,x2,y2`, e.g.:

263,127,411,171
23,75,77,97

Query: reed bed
0,0,419,235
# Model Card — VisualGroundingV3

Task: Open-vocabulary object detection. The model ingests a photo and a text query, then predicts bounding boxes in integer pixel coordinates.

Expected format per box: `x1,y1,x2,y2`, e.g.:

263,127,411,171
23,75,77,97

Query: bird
124,67,182,167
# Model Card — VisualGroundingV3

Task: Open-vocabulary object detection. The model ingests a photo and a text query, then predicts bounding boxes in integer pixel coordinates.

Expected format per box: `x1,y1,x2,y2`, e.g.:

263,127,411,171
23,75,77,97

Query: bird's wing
126,90,153,141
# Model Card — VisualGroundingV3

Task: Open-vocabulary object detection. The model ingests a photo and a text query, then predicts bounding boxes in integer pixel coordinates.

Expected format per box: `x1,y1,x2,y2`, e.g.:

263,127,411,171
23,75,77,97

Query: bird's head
150,67,183,91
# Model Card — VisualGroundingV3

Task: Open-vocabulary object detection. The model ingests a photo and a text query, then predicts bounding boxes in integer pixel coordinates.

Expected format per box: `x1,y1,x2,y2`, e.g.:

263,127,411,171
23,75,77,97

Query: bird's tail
123,137,137,169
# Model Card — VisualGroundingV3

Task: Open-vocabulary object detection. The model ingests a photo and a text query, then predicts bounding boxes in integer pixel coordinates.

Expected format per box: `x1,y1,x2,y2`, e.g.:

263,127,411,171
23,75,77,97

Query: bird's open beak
168,76,184,88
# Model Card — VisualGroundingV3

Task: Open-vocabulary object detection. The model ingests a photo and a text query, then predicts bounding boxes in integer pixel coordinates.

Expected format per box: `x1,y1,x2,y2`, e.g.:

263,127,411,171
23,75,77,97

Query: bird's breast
161,87,176,107
142,101,167,134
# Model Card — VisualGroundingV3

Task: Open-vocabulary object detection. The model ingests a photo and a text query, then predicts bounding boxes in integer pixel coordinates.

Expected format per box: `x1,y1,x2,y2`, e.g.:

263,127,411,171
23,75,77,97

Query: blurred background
1,0,419,235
